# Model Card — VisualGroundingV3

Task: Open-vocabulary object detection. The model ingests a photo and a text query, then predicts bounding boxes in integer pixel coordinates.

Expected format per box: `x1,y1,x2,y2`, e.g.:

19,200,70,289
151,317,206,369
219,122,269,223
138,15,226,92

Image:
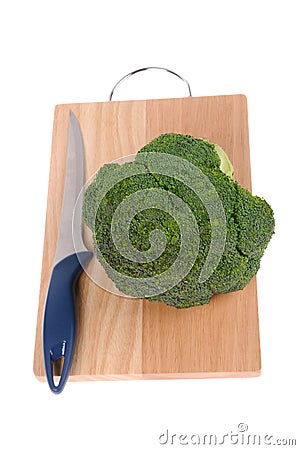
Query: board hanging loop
109,66,192,101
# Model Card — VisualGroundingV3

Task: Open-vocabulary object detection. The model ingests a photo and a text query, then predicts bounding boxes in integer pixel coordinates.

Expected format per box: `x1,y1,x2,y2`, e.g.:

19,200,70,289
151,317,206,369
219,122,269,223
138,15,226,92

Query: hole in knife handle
52,357,65,386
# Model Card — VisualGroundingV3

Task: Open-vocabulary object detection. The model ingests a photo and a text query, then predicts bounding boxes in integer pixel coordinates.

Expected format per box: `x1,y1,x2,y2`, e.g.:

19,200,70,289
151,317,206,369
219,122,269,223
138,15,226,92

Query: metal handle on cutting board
109,67,192,101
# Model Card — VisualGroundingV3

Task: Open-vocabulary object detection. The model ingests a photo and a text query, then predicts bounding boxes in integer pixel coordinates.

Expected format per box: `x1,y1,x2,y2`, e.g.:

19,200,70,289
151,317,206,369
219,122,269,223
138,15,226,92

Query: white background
1,1,299,449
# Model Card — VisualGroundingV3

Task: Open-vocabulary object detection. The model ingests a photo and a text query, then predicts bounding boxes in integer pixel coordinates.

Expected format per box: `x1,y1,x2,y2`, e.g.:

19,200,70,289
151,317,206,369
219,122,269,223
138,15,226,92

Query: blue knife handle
43,251,93,394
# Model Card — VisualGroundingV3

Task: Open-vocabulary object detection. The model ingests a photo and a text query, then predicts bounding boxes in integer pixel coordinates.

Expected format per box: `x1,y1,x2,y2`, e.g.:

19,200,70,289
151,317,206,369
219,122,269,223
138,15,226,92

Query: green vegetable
83,133,275,308
214,144,234,178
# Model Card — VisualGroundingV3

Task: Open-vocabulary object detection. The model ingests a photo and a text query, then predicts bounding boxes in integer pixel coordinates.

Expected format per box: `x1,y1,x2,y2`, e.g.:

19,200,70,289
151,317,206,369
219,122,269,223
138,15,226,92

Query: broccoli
83,133,274,308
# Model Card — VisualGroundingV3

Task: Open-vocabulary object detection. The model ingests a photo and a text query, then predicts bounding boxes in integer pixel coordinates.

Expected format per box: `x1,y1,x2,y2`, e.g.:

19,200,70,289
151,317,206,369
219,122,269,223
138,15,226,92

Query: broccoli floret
83,133,275,308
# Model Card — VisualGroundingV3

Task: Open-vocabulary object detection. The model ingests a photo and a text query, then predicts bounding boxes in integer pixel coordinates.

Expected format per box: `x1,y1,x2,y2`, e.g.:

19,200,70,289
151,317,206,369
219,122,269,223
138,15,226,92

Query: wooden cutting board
33,95,261,381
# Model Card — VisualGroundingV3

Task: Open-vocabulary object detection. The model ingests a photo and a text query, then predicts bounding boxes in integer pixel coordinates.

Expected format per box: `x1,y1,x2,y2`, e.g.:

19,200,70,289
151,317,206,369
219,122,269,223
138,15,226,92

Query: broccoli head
83,133,274,308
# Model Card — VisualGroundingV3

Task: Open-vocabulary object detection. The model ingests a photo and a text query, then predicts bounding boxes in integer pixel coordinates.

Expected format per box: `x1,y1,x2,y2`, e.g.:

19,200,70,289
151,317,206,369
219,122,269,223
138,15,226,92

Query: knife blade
42,110,93,394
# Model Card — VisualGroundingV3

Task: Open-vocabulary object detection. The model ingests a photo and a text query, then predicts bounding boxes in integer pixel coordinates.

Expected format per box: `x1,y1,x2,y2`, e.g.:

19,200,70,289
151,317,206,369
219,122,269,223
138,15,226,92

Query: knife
42,110,93,394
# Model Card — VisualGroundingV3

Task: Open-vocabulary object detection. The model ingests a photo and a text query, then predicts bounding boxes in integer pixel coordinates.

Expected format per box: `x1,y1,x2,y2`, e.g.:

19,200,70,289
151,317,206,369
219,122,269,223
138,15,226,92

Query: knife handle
43,251,93,394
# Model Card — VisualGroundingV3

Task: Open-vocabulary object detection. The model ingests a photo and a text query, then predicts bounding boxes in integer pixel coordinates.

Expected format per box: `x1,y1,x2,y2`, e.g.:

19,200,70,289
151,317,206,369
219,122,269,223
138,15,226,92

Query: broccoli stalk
214,144,234,179
83,134,274,308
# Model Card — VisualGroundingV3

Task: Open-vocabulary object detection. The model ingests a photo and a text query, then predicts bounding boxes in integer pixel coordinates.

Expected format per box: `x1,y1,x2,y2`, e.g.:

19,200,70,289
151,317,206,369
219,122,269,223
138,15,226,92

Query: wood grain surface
33,95,261,381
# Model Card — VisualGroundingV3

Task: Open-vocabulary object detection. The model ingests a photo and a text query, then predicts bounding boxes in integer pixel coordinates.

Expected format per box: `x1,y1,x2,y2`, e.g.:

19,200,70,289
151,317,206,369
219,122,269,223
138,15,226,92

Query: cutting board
33,95,261,381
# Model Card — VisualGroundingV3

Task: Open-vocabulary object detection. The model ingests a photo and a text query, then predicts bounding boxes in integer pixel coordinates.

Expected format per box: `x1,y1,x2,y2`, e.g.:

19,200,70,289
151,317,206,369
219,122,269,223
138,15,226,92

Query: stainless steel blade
54,110,88,265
